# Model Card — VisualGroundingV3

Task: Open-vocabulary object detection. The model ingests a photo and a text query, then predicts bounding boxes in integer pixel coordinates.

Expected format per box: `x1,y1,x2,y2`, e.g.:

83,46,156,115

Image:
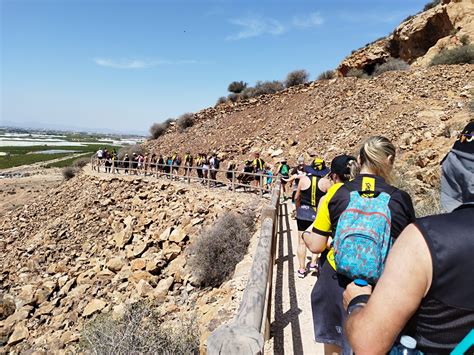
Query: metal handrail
206,179,281,354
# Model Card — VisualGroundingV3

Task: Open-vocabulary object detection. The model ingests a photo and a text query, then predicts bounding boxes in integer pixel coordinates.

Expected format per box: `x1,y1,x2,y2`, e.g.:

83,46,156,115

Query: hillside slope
146,65,473,206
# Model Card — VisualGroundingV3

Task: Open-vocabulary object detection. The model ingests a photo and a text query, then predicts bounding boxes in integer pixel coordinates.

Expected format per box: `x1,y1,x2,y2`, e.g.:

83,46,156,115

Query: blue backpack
333,186,394,284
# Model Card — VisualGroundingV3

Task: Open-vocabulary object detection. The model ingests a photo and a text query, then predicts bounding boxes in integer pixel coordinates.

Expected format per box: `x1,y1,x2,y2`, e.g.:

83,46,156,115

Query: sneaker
308,263,318,273
297,269,306,278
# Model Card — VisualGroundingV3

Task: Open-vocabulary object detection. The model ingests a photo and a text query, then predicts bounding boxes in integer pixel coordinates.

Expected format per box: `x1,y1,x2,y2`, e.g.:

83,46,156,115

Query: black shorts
296,218,313,231
311,260,352,353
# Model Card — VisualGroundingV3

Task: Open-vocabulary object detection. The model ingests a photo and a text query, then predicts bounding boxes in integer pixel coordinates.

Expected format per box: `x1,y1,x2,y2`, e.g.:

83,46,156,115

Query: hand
343,282,373,311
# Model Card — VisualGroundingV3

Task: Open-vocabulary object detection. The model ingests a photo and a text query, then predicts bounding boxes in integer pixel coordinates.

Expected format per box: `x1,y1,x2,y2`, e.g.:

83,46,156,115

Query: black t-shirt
313,174,416,240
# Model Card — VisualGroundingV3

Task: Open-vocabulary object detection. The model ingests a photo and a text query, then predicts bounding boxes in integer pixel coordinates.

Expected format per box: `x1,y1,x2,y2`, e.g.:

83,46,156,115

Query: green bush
177,113,194,132
188,212,255,287
423,0,441,12
317,70,335,80
149,123,168,139
373,58,410,76
284,69,309,88
228,81,247,94
79,302,199,354
430,45,474,66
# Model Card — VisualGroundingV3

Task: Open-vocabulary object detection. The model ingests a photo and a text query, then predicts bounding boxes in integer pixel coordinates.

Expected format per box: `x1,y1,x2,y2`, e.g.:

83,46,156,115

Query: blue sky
1,0,428,134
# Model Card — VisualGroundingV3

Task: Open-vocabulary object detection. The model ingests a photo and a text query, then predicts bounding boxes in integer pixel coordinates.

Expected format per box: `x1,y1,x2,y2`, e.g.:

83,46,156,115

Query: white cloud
226,16,286,41
226,12,325,40
292,12,324,28
93,58,200,69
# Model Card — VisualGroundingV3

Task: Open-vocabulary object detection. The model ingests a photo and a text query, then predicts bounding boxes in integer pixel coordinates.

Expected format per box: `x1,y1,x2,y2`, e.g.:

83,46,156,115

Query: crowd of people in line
93,149,281,190
93,121,474,354
286,123,473,355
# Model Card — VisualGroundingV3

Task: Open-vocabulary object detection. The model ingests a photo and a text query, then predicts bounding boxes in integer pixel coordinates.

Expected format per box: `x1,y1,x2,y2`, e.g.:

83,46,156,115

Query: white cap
400,335,417,349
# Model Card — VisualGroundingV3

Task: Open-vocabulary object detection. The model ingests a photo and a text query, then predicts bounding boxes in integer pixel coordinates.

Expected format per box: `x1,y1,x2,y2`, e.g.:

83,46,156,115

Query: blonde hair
359,136,396,183
346,159,360,180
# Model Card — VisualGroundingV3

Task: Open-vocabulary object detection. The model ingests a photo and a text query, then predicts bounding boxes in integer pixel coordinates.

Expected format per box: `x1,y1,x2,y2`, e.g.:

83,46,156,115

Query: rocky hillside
146,65,473,207
0,172,260,351
337,0,474,74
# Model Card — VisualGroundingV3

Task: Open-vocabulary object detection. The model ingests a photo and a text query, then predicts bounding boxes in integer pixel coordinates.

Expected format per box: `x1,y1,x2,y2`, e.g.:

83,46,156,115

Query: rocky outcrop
0,174,259,351
337,0,473,74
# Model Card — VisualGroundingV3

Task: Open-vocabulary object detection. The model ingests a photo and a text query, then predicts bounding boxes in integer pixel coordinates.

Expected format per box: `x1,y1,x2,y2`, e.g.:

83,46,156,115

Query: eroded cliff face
337,0,474,75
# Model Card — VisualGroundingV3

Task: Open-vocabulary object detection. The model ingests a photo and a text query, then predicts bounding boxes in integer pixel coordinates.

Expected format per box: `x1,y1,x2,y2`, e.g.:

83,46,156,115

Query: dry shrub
284,69,309,88
227,93,239,103
345,68,369,79
460,34,470,46
188,212,255,287
240,87,256,99
73,158,89,169
79,302,199,354
62,167,76,180
228,81,247,94
373,58,410,76
216,96,227,105
252,80,284,96
430,45,474,66
177,113,194,132
317,70,335,80
149,123,168,139
415,189,441,218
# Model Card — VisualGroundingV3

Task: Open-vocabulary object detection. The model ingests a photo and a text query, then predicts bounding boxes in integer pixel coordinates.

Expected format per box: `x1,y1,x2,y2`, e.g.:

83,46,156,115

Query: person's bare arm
319,177,333,193
343,224,432,354
304,231,328,253
295,178,304,209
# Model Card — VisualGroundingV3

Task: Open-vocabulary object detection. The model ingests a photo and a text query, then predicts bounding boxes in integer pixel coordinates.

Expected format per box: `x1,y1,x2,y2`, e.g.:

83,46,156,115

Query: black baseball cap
330,155,356,176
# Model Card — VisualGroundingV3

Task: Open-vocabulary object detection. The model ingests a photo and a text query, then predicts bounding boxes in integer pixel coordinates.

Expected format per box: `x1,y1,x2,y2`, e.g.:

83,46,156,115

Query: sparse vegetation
373,58,410,76
346,68,369,79
460,34,470,46
430,45,474,66
216,96,227,105
62,167,76,180
228,81,247,94
227,93,239,103
423,0,441,12
79,302,199,354
317,70,335,80
284,69,309,88
149,122,168,139
253,80,285,96
189,212,255,287
176,113,194,132
73,157,90,168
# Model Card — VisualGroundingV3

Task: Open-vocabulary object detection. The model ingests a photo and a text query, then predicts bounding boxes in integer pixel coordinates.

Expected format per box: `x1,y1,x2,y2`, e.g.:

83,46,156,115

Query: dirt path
265,201,324,355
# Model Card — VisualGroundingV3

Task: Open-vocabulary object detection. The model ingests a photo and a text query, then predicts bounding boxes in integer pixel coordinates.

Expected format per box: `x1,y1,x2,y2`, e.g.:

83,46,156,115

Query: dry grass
62,167,76,180
79,302,199,354
284,70,309,88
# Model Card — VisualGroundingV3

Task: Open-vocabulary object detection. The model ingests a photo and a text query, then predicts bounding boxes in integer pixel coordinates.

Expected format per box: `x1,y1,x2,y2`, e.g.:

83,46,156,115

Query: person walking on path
252,152,265,189
294,158,332,278
304,137,415,354
342,123,474,354
276,158,291,199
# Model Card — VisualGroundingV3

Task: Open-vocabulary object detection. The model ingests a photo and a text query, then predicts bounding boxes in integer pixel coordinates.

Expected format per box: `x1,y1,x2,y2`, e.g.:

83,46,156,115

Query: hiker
104,150,112,173
132,153,138,174
111,150,118,174
264,165,273,191
294,158,332,279
304,136,415,354
252,152,265,188
276,158,290,198
157,154,165,176
237,160,254,189
209,153,220,185
342,123,474,354
196,153,204,180
285,155,307,219
201,154,209,183
226,160,236,188
184,151,193,178
123,153,130,174
172,153,181,176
